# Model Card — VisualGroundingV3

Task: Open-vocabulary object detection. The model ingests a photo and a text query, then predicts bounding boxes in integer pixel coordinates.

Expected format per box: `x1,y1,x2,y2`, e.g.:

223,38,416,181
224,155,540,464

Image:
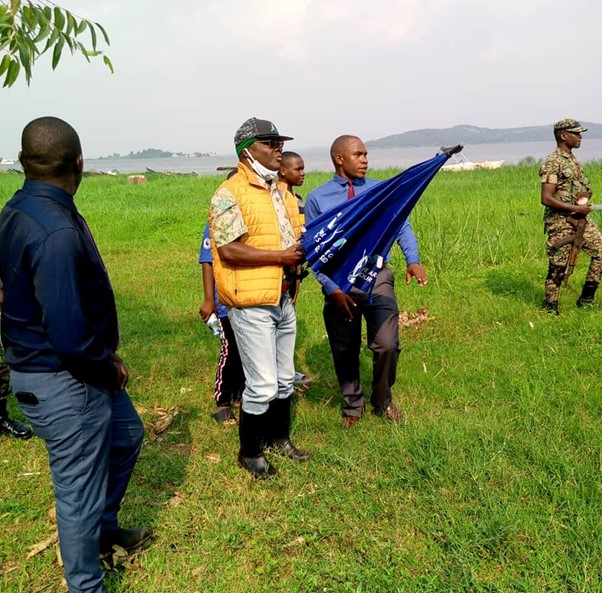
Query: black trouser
214,315,245,406
323,267,400,418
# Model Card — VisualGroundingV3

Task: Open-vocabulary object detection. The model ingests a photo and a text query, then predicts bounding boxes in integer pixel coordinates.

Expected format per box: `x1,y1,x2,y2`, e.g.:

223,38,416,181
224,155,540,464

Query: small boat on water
146,167,197,176
440,149,504,172
83,169,118,177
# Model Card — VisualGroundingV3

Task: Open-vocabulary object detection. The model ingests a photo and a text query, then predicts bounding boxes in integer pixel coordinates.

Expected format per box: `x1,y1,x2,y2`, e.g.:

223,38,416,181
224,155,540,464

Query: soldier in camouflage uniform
540,119,602,313
0,284,33,439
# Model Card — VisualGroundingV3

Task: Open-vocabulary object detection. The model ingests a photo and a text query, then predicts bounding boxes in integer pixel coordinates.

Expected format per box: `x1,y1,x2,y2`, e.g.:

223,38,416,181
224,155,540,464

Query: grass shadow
104,410,193,592
484,267,542,306
102,290,201,591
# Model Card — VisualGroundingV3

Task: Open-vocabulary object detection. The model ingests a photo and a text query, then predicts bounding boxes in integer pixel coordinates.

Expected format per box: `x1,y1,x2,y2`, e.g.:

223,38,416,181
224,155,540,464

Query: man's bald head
20,117,82,183
329,135,368,180
330,135,362,166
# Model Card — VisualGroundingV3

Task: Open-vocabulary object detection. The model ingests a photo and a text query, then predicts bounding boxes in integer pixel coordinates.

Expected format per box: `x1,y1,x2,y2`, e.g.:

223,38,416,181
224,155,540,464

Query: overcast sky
1,0,600,158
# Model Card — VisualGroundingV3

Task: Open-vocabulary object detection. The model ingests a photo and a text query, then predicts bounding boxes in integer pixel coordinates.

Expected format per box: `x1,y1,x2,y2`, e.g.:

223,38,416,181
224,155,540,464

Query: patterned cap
234,117,293,149
553,118,588,133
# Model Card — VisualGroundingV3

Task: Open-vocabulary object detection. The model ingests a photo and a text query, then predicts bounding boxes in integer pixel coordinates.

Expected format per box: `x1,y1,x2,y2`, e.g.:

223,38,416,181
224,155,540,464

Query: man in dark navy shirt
0,117,148,593
305,135,428,427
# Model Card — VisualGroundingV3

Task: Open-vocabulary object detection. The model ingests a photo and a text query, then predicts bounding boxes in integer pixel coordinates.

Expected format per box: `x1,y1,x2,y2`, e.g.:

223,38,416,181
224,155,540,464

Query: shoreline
2,138,602,177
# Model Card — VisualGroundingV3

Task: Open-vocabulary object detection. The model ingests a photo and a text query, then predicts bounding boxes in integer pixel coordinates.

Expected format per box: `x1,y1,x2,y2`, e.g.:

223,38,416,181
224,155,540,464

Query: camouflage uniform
540,148,602,304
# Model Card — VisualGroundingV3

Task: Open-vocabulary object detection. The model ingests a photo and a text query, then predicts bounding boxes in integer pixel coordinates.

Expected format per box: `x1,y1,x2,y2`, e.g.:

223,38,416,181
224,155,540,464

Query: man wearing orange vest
209,117,311,479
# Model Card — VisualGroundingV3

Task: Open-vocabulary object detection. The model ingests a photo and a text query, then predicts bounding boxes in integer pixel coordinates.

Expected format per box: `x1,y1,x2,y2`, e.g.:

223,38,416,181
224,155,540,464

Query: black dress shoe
272,438,312,461
237,453,278,479
0,417,33,440
100,526,152,554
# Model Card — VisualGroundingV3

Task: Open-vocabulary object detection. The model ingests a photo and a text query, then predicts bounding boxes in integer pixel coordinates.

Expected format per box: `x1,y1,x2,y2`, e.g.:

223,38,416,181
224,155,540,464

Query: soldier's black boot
0,396,33,440
542,300,559,315
543,264,564,314
266,397,312,462
577,281,599,308
237,409,277,479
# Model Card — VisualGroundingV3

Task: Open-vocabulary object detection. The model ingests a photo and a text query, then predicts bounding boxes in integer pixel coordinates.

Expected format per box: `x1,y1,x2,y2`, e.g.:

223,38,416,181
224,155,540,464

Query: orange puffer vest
210,164,301,307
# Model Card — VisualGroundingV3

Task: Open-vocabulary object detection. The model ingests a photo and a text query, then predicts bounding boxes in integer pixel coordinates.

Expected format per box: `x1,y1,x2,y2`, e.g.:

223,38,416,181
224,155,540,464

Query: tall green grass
1,163,602,592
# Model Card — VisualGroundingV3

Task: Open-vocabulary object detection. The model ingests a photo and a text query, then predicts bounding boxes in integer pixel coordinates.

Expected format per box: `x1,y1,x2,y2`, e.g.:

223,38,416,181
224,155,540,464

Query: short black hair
281,151,302,167
21,116,81,178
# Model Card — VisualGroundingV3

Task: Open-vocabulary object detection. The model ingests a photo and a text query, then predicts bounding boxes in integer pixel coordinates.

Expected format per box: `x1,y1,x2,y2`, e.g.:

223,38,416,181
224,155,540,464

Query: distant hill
366,123,602,149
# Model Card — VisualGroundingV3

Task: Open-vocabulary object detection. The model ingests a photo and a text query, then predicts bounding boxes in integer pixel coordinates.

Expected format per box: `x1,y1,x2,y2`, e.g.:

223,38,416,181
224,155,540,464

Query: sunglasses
257,139,284,150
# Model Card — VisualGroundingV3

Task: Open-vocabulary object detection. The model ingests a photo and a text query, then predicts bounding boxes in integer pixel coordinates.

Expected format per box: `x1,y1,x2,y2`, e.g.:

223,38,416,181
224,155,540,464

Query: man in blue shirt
305,135,427,426
0,117,148,593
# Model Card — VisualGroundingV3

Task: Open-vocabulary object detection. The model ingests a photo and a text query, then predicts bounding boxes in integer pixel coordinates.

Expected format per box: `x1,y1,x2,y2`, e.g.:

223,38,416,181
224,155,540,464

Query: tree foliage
0,1,113,88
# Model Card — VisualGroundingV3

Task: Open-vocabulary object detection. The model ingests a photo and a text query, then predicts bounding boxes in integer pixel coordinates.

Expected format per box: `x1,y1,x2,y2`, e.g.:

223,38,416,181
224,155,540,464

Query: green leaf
42,26,59,54
21,5,35,29
53,6,64,31
89,22,97,49
33,23,50,43
0,53,11,76
4,57,20,87
103,54,114,74
35,5,50,29
63,34,74,53
0,7,13,31
77,41,91,62
75,18,87,36
18,41,31,79
65,11,76,37
51,34,64,69
95,21,110,45
10,0,21,16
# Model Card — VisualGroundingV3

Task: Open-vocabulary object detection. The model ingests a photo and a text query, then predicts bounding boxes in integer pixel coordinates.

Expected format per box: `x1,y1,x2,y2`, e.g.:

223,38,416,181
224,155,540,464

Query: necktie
347,179,355,199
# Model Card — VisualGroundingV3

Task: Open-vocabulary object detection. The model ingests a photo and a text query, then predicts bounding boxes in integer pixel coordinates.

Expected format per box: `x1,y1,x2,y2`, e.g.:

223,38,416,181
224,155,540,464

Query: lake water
4,139,602,176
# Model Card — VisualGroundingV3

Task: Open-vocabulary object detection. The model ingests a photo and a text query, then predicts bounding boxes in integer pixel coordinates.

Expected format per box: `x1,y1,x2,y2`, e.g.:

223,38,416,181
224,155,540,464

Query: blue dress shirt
0,179,120,389
198,223,228,318
305,174,420,295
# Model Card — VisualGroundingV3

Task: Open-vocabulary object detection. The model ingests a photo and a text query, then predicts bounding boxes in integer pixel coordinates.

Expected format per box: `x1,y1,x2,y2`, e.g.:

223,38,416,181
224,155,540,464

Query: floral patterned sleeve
210,186,248,247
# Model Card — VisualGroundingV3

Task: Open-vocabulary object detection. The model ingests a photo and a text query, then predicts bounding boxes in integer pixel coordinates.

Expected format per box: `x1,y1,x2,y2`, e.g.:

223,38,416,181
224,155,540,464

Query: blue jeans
228,293,296,415
11,370,144,593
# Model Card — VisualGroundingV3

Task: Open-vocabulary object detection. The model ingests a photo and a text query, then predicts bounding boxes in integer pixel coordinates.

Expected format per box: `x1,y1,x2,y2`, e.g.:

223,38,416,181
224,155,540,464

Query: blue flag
301,150,456,295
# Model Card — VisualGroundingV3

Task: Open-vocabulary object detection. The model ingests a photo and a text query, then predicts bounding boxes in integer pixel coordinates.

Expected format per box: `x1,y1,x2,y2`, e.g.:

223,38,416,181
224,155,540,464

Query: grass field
2,162,602,592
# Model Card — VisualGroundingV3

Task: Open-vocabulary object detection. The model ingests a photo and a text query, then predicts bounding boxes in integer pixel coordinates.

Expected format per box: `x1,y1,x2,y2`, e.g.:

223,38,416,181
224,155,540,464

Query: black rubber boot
266,397,312,462
577,281,599,308
542,299,559,315
237,410,277,479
